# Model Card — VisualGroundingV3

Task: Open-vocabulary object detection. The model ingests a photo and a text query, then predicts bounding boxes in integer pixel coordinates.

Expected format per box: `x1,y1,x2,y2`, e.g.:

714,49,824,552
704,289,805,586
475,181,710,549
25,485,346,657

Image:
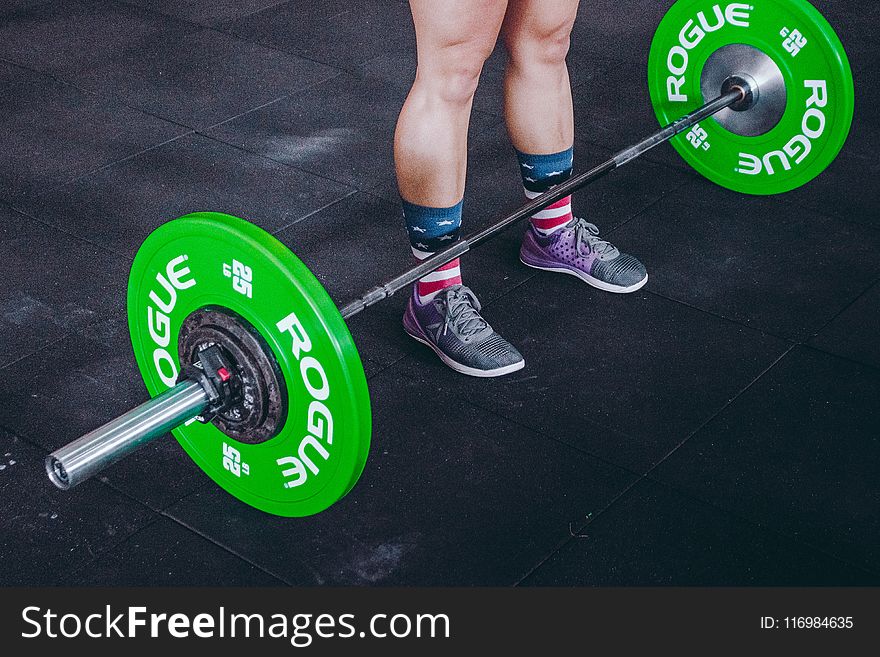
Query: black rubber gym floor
1,0,877,586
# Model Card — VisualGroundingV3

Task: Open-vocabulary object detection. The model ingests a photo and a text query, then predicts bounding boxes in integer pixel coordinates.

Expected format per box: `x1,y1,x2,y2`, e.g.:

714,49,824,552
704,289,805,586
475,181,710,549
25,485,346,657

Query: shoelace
438,287,488,337
571,217,619,260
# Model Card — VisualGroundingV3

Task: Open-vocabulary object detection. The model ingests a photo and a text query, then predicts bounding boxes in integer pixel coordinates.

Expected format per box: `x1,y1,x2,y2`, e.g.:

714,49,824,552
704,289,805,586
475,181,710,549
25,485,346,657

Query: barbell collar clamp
179,344,242,423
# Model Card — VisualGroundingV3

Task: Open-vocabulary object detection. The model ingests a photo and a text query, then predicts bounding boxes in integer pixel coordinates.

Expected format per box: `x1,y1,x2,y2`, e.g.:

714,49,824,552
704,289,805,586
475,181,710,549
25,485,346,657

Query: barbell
44,0,854,516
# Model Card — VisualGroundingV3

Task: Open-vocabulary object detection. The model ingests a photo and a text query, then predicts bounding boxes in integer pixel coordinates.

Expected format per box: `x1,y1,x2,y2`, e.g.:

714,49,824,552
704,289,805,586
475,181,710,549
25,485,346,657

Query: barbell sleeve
45,378,209,490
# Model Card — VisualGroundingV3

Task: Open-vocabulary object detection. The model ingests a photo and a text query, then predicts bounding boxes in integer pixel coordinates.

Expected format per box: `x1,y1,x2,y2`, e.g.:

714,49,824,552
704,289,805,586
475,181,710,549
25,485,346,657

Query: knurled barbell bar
45,0,854,517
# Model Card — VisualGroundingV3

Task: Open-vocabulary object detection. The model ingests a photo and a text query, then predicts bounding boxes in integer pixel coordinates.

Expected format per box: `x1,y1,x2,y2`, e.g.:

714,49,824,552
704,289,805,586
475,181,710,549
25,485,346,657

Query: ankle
416,258,462,305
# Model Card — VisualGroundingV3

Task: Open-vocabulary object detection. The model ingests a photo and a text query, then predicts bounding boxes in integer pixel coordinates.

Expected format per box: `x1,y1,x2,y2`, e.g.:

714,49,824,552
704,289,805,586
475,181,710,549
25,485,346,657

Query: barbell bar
45,86,746,501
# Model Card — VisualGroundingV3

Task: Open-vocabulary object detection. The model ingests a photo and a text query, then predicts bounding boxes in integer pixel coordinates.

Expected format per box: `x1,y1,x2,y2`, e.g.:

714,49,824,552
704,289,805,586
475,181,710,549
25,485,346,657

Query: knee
505,23,572,69
416,41,493,106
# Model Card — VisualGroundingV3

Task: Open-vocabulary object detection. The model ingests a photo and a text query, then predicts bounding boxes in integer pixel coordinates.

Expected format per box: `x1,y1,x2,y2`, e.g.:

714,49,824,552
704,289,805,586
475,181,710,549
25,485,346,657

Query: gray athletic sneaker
402,284,525,377
520,217,648,293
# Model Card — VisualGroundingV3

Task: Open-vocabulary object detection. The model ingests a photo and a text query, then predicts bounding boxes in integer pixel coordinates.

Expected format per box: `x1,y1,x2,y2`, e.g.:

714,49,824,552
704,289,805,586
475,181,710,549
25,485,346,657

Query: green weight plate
648,0,854,195
127,212,371,517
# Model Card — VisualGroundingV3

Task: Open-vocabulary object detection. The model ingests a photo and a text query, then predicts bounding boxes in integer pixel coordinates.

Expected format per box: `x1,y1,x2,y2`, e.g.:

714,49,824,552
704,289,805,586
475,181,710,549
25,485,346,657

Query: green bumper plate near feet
128,212,371,517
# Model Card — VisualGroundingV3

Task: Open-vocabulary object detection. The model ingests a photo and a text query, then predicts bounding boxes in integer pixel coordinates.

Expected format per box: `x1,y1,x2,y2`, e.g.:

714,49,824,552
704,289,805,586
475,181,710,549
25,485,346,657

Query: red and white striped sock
517,148,575,236
415,257,462,305
525,189,573,236
402,199,464,305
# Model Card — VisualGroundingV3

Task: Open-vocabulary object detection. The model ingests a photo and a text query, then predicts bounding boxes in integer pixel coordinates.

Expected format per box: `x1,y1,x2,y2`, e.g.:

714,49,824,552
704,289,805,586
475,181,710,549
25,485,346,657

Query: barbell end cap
45,455,72,490
721,74,757,112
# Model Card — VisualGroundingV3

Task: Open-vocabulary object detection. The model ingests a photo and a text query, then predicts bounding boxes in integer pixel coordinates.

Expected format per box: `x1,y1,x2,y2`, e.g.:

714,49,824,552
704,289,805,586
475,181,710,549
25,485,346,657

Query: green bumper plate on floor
128,212,371,517
648,0,854,195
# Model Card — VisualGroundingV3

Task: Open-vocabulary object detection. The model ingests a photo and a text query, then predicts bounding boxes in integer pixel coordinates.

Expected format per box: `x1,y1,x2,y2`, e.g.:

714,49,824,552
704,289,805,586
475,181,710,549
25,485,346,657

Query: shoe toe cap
595,253,647,287
471,333,524,369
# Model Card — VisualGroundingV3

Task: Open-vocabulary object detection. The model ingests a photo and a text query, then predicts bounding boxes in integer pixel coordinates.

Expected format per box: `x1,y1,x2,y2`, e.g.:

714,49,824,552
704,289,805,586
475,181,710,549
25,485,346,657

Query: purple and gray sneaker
520,217,648,293
403,284,525,378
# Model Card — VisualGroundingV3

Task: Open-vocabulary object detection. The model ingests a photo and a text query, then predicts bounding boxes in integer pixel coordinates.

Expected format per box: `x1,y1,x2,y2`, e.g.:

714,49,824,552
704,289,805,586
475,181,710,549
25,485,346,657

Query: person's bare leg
394,0,508,206
506,0,649,293
502,0,578,155
396,0,525,378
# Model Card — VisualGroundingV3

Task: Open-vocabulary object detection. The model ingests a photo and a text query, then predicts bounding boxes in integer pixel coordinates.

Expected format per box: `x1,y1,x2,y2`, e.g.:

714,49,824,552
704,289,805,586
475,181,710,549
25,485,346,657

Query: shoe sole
520,256,648,294
402,308,525,378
